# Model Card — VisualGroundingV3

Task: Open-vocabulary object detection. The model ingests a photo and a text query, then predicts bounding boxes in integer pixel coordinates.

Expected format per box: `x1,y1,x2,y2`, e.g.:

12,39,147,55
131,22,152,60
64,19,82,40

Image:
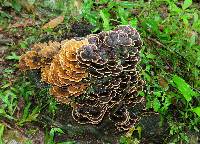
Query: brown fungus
19,25,154,131
20,39,89,103
19,41,61,70
72,26,147,131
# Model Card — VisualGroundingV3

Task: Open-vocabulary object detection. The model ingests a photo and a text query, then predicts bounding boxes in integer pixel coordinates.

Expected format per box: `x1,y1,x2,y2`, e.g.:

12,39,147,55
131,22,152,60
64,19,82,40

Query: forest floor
0,0,200,144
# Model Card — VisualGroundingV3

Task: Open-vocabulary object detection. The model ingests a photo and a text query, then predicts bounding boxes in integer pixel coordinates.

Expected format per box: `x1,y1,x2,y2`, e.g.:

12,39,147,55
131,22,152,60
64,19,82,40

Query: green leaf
146,54,156,59
49,128,64,143
154,91,162,97
0,108,14,120
0,11,12,19
192,107,200,117
99,9,110,31
1,83,11,89
189,34,196,47
182,0,192,10
85,13,98,26
11,0,22,12
22,103,31,120
98,0,110,4
143,72,151,82
0,123,5,144
51,128,64,135
82,0,98,26
169,3,182,13
193,12,198,24
20,41,28,49
144,18,159,33
120,136,128,144
26,106,40,121
181,15,189,26
5,52,20,61
117,1,134,8
0,109,6,116
130,18,138,28
172,75,197,102
193,20,200,32
18,104,40,126
117,7,129,25
153,98,161,112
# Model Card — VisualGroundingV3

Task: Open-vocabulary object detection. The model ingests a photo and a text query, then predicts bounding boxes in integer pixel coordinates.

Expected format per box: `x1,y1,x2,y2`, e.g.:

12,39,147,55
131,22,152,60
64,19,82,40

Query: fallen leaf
42,16,64,29
158,75,168,89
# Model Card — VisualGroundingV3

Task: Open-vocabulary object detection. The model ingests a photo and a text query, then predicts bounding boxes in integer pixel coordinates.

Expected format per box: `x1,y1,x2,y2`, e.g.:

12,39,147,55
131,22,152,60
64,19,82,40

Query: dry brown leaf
42,16,64,29
158,75,168,89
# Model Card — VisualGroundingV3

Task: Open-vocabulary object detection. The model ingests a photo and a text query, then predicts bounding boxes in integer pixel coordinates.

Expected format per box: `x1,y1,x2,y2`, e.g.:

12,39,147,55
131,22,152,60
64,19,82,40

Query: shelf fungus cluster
19,25,148,131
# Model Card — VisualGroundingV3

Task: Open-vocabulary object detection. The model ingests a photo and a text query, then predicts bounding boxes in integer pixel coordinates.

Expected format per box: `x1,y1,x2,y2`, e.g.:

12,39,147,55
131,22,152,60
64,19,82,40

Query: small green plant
45,127,64,144
0,123,5,144
17,102,40,126
5,52,20,61
0,83,18,120
172,75,198,102
81,0,138,31
120,126,142,144
192,106,200,117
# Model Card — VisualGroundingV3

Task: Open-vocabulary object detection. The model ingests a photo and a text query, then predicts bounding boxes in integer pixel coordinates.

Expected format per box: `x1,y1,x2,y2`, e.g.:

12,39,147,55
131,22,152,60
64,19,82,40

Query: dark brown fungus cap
72,26,147,131
72,103,108,124
79,45,100,63
87,34,100,45
115,25,143,49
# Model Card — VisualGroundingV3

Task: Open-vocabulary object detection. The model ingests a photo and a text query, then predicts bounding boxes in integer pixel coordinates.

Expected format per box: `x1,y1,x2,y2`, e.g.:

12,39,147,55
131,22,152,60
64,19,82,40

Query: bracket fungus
19,25,151,131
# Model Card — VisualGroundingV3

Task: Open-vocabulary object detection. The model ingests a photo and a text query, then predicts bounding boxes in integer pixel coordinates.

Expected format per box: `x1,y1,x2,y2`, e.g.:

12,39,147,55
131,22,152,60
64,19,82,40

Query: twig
147,37,165,48
147,37,174,72
0,119,24,134
0,120,12,129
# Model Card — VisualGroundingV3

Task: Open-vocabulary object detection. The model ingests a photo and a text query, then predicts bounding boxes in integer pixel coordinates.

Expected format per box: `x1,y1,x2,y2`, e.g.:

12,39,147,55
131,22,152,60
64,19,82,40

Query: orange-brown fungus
19,51,41,69
19,41,61,70
20,39,89,104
